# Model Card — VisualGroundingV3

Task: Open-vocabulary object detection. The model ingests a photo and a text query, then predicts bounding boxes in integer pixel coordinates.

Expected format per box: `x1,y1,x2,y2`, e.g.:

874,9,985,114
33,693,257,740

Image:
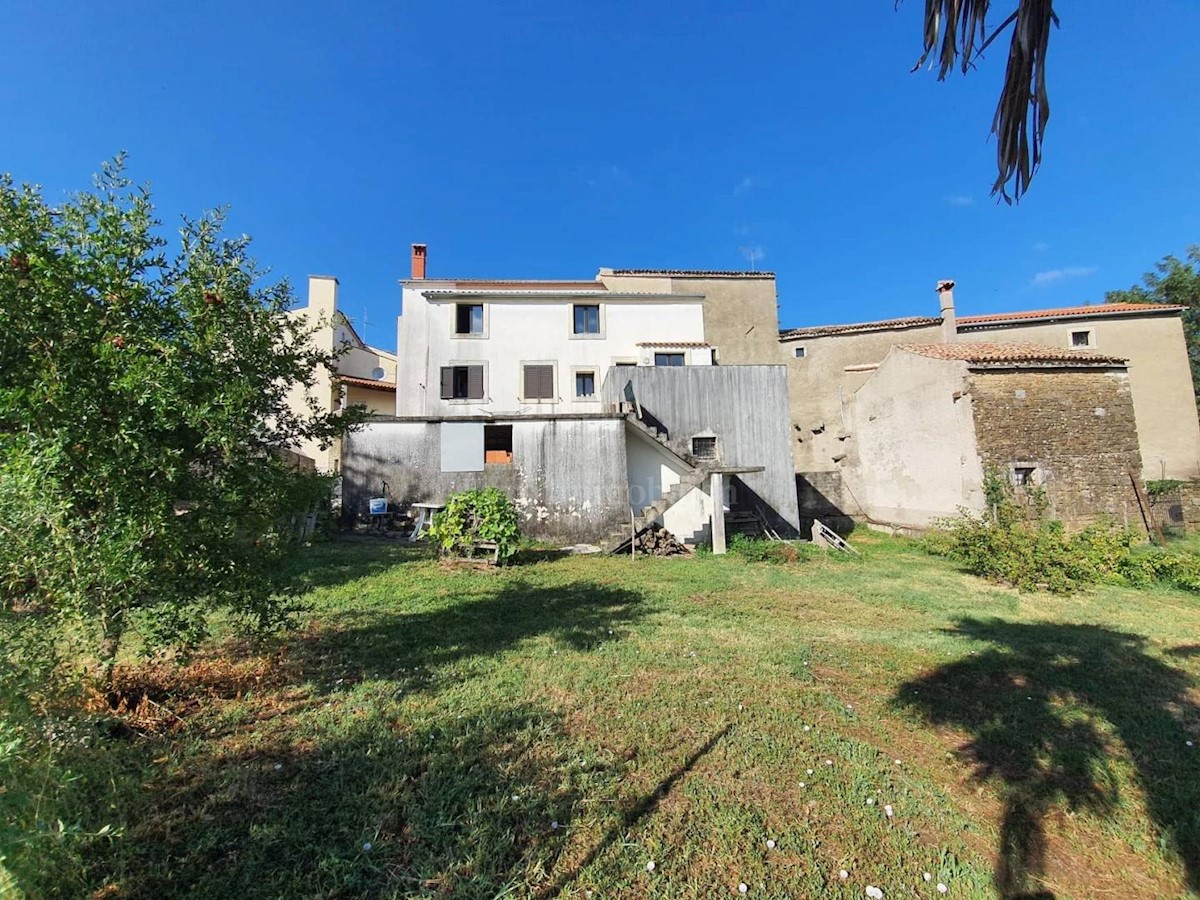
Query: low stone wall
1147,480,1200,531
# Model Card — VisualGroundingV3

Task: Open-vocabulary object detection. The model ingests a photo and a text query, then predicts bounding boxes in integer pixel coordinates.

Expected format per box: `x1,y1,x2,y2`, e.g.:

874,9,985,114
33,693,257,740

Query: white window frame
571,366,600,401
519,360,559,404
451,302,489,340
794,346,807,359
442,359,489,405
568,302,605,340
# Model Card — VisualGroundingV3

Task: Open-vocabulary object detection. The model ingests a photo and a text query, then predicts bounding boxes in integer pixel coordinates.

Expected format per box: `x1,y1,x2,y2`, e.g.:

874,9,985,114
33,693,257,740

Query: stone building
845,343,1144,530
780,283,1199,525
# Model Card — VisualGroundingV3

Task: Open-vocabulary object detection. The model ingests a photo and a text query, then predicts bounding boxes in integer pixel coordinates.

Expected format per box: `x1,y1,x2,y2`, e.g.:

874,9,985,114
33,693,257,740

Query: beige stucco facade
845,347,1144,530
286,275,397,471
781,301,1200,518
598,270,781,365
845,349,984,527
780,318,941,477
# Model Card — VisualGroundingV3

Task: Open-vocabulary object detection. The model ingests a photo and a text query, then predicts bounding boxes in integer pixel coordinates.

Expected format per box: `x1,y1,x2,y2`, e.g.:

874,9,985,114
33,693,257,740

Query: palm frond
907,0,1059,203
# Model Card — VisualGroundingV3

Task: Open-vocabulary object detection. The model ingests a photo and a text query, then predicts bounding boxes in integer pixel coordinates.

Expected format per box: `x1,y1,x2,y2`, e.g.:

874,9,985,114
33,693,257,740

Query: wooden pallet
812,519,858,554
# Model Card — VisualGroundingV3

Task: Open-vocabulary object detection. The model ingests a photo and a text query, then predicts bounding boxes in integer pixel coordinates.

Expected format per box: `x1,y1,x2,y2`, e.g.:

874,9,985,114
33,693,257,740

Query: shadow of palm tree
896,618,1200,899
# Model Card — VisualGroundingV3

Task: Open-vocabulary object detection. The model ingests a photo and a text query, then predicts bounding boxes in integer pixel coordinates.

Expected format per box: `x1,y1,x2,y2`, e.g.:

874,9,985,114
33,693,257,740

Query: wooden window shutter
467,365,484,399
440,367,454,399
540,365,553,399
525,365,553,399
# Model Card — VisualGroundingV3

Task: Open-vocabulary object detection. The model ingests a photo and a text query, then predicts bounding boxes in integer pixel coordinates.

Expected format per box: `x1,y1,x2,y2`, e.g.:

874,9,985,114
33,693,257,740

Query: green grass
13,535,1200,898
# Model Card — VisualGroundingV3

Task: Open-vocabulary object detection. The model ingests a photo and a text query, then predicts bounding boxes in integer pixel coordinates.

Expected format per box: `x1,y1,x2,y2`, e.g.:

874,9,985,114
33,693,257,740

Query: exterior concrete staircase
604,412,717,553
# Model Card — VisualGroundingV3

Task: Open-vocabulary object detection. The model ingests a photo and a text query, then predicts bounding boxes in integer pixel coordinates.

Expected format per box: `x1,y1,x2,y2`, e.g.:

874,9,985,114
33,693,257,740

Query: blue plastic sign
369,498,388,516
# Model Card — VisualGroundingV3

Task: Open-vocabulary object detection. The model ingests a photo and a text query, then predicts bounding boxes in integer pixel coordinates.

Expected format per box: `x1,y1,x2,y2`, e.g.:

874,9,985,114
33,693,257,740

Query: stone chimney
411,243,427,280
937,279,956,343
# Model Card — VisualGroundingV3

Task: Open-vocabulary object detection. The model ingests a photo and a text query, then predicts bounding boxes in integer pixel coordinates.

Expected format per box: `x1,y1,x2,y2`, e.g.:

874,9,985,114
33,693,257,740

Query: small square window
794,347,807,359
575,371,596,398
1012,466,1037,487
692,436,717,459
654,352,685,367
1070,330,1092,348
573,304,600,335
455,304,484,335
484,424,513,464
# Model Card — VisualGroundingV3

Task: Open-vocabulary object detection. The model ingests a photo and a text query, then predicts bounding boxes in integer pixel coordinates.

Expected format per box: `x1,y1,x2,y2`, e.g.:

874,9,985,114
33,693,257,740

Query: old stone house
846,342,1144,529
781,282,1199,526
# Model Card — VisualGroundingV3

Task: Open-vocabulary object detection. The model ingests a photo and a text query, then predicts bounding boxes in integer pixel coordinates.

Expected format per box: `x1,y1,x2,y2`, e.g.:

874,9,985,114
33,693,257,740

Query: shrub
926,467,1194,594
728,534,816,564
428,488,521,563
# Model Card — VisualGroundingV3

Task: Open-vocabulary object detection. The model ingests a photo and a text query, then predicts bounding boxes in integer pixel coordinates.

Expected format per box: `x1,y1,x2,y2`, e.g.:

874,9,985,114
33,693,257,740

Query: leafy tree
1105,245,1200,407
0,157,360,683
910,0,1059,203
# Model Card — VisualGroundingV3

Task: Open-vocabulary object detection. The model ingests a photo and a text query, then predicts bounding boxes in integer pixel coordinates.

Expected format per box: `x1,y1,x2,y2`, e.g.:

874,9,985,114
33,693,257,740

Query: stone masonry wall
968,369,1144,529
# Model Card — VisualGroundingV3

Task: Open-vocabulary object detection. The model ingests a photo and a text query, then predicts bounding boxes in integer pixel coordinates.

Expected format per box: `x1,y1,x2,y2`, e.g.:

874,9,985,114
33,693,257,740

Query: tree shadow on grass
274,538,433,594
77,579,646,898
290,579,647,696
111,703,600,899
896,618,1200,899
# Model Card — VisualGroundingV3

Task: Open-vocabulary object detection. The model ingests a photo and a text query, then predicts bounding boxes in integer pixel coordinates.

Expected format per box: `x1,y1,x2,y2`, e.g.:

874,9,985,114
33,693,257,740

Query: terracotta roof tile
958,302,1182,325
337,374,397,391
780,316,941,340
898,342,1128,366
610,269,775,278
635,340,711,348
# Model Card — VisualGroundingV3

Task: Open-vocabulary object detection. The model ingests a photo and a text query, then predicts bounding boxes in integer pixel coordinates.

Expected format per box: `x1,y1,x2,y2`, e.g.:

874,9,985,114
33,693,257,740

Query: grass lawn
33,534,1200,898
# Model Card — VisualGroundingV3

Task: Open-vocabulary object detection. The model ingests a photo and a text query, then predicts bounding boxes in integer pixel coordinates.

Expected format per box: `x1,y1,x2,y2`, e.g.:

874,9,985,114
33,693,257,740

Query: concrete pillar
710,471,726,555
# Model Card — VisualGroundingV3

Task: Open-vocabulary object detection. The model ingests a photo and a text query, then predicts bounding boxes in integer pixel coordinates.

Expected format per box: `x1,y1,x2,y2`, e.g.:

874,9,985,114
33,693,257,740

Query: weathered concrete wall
962,314,1200,480
342,416,630,542
969,369,1144,527
779,322,942,479
601,365,801,535
625,426,686,514
846,350,985,528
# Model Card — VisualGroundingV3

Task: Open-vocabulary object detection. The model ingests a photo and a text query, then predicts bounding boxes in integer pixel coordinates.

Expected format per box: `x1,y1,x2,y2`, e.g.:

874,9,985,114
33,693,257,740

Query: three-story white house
395,244,714,417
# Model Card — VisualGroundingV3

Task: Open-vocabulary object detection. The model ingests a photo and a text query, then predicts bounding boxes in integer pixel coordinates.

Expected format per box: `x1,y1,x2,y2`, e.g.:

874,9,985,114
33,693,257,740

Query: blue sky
5,1,1199,350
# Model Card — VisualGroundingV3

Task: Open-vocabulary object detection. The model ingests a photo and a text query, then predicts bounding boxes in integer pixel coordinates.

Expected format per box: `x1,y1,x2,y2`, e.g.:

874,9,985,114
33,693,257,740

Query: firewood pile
631,525,691,556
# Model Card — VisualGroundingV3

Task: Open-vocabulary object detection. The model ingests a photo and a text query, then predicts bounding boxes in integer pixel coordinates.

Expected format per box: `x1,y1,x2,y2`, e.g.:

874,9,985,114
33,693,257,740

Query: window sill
568,333,606,340
451,333,488,340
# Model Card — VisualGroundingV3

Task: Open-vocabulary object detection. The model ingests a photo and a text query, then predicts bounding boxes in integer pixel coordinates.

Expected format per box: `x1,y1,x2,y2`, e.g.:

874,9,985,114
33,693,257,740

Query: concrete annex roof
400,278,606,290
779,316,941,340
420,289,703,301
606,268,776,278
898,342,1128,367
957,302,1185,326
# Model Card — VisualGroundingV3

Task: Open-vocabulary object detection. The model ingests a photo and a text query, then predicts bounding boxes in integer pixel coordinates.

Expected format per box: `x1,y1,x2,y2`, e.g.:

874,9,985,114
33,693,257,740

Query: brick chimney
936,279,956,342
411,243,427,280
